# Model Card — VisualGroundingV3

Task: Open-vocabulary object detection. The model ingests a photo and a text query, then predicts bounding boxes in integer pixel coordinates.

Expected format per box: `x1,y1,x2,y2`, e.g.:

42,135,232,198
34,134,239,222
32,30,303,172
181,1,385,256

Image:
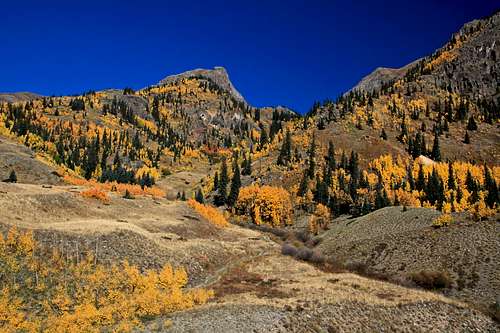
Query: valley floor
0,181,498,332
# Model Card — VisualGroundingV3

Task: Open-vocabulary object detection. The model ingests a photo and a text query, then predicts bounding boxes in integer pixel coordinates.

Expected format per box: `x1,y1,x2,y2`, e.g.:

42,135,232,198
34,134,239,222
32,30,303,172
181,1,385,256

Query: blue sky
0,1,497,113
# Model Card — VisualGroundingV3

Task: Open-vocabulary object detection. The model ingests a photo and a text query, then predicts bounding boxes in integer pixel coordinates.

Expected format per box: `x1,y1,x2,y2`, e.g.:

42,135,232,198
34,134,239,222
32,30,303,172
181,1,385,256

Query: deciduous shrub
409,270,453,289
65,175,165,198
187,199,229,228
81,187,109,203
235,185,292,226
432,214,453,228
281,243,298,256
0,227,213,332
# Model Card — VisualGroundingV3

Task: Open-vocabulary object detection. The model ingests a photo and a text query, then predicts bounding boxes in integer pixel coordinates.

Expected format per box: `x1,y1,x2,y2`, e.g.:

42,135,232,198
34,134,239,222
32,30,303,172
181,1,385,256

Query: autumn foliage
432,214,453,228
80,187,109,203
65,175,166,198
187,199,229,228
0,227,213,332
235,185,292,226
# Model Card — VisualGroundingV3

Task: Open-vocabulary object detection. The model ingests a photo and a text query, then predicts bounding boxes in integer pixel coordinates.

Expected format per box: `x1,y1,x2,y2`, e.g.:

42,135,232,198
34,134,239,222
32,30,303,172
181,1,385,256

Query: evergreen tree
416,164,426,191
348,151,360,182
259,127,268,149
425,168,445,209
484,167,499,208
456,184,463,203
213,171,219,191
375,188,389,210
398,118,408,142
7,170,17,183
243,153,252,175
298,170,309,197
464,131,470,144
361,198,372,215
123,189,134,200
407,165,415,191
314,168,329,204
380,128,388,140
326,141,336,170
215,159,229,206
306,134,317,179
227,160,241,207
447,162,456,191
465,169,477,193
466,116,478,131
340,151,348,170
83,141,98,180
195,188,205,204
431,132,441,161
181,191,186,201
277,130,292,166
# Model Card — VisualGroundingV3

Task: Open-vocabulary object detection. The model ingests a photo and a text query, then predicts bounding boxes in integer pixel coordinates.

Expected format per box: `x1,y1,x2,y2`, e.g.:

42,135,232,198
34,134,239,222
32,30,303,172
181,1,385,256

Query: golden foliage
135,166,160,182
0,227,213,332
432,214,453,228
80,187,109,203
64,175,166,198
187,199,229,228
308,203,330,235
235,185,292,226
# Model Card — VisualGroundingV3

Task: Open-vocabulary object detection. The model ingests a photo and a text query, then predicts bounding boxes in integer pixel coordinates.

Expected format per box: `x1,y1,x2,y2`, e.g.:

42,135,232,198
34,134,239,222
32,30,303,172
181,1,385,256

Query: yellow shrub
0,227,213,332
187,199,229,228
135,166,160,182
432,214,453,228
308,203,330,234
235,185,292,227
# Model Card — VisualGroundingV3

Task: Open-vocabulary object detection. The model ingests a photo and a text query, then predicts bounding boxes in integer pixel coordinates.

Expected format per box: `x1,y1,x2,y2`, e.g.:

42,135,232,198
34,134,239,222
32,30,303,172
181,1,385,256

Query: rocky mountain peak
158,66,246,104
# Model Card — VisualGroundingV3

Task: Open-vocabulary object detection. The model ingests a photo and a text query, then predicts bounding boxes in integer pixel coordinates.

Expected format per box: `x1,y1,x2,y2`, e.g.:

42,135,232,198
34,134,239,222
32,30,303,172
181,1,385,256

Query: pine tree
314,168,329,205
243,153,252,175
348,151,360,182
259,127,268,149
227,160,241,207
215,159,229,206
298,170,309,197
464,131,471,144
484,167,499,208
7,170,17,183
407,165,415,191
466,116,478,131
340,151,348,170
465,169,477,193
195,188,205,204
277,130,292,166
123,189,134,199
306,134,317,179
431,132,441,161
375,188,389,210
380,128,388,140
447,162,456,191
416,164,426,191
398,118,408,142
213,171,219,191
326,141,336,170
